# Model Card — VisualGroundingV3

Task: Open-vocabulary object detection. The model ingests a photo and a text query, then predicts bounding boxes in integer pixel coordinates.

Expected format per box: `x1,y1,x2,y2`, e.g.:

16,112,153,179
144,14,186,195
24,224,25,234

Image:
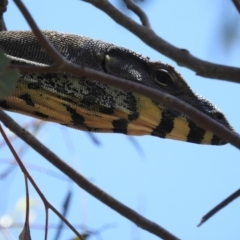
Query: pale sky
1,1,240,240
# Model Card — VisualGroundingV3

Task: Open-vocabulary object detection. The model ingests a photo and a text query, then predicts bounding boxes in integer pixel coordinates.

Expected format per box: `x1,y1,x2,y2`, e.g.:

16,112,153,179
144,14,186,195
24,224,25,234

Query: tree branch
13,0,66,66
83,0,240,83
124,0,151,27
0,109,180,240
232,0,240,13
198,189,240,226
0,124,85,240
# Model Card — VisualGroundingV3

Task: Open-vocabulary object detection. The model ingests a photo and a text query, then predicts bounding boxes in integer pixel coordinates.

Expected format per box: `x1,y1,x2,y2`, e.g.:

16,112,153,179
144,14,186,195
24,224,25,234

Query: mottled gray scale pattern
0,31,113,70
28,82,41,90
0,30,234,145
20,72,133,117
124,93,138,120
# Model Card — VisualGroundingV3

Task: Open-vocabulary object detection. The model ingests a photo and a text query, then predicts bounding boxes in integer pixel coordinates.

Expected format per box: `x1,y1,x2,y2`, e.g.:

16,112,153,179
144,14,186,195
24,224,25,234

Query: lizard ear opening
103,47,149,82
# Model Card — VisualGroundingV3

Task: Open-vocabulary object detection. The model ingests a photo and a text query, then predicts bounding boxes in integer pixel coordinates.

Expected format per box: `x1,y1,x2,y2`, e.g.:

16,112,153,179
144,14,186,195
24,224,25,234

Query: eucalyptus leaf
0,50,19,99
0,50,9,69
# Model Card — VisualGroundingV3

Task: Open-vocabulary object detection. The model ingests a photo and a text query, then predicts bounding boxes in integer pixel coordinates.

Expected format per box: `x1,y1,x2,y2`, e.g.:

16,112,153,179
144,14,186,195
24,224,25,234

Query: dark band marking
19,93,35,107
112,119,128,134
34,111,49,118
128,112,139,121
187,121,205,144
0,100,10,110
99,106,115,115
151,110,174,138
66,105,85,126
125,93,138,121
211,135,224,145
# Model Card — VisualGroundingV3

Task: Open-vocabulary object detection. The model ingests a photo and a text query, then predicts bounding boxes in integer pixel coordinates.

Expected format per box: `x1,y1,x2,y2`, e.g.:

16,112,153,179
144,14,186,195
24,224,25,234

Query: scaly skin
0,31,234,144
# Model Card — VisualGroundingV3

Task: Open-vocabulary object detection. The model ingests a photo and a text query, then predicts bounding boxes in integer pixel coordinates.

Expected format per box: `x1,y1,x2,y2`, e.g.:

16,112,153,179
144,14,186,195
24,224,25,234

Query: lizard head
146,62,234,144
104,48,234,145
0,31,234,145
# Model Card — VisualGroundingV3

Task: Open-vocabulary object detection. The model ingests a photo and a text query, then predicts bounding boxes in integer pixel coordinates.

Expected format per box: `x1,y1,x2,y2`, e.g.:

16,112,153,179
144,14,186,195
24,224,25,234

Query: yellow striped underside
3,79,215,144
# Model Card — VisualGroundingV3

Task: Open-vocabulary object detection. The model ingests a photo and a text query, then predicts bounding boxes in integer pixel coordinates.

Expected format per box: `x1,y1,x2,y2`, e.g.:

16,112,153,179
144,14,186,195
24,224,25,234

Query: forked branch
84,0,240,83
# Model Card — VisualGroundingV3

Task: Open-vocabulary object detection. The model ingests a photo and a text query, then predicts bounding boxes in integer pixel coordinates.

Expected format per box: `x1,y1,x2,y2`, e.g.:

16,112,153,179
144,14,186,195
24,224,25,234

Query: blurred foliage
215,1,240,55
72,233,91,240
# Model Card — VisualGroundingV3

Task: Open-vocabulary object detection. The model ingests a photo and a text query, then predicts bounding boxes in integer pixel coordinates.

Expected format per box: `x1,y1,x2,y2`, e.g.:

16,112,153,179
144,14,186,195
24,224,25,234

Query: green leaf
0,49,10,69
0,50,19,99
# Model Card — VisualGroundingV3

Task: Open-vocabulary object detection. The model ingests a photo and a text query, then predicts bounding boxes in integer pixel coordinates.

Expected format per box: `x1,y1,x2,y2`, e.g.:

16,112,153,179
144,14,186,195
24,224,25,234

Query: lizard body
0,31,233,144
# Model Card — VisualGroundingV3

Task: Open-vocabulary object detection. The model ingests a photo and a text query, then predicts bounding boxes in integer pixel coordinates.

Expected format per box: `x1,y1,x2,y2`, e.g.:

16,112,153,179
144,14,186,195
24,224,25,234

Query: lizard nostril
214,112,224,121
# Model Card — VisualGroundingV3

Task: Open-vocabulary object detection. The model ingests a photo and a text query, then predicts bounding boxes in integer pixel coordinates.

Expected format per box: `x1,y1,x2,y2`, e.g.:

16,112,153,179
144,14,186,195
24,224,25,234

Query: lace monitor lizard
0,31,234,144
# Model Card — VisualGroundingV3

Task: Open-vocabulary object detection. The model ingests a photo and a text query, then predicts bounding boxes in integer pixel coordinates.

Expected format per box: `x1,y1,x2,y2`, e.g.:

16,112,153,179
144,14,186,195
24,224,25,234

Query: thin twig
232,0,240,13
84,0,240,83
124,0,151,27
0,109,180,240
13,0,66,67
44,203,48,240
198,189,240,226
23,176,30,240
0,124,84,240
0,0,7,31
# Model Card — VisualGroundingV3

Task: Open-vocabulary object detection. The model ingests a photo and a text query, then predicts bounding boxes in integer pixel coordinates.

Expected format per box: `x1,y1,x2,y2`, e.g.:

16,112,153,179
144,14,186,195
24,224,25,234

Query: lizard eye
154,69,174,87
